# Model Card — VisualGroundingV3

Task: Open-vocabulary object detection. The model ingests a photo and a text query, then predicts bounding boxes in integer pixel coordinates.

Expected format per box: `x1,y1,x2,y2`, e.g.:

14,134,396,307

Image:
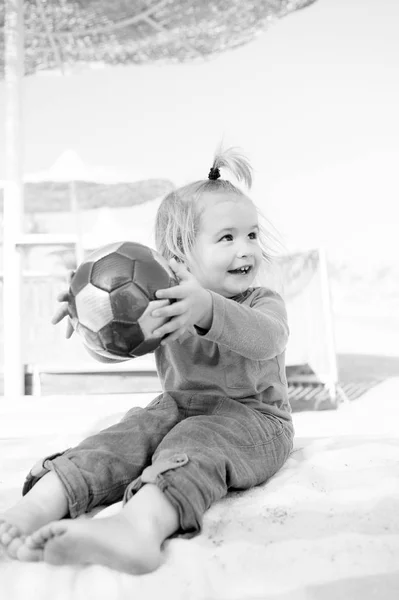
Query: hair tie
208,166,221,181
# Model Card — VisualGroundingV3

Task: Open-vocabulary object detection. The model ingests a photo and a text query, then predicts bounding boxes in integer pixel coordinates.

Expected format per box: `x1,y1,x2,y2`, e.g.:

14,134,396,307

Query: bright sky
0,0,398,262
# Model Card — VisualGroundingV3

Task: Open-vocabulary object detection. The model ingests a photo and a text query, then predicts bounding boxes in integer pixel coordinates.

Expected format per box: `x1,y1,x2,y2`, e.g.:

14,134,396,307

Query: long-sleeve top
154,286,292,422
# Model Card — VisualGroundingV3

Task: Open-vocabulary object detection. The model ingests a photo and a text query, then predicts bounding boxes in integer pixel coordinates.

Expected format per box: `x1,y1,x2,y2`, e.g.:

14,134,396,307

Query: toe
28,521,68,550
24,534,37,548
0,524,21,546
29,523,54,547
6,536,25,559
25,531,50,549
17,542,44,562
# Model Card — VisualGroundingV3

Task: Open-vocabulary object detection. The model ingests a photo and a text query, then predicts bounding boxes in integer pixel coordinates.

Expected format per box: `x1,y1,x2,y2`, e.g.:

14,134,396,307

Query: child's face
187,193,263,298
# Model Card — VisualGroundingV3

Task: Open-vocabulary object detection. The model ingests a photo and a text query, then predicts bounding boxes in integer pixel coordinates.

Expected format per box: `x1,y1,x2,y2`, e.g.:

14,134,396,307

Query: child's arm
153,261,286,357
195,288,289,361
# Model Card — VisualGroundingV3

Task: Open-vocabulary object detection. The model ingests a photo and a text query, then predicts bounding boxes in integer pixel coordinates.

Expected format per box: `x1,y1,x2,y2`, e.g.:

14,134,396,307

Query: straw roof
0,0,318,77
0,179,175,212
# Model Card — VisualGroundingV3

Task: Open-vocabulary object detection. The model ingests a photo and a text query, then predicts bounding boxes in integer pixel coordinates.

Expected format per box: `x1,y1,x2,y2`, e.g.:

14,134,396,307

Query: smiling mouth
228,266,253,275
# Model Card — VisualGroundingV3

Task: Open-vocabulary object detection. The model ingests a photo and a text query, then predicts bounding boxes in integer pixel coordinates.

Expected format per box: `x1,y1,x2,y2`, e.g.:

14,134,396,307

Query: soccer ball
67,241,178,359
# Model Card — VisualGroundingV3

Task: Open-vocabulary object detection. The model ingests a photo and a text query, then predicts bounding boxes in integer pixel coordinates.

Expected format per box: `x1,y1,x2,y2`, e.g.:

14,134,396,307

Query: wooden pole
3,0,25,396
69,181,84,265
318,247,341,403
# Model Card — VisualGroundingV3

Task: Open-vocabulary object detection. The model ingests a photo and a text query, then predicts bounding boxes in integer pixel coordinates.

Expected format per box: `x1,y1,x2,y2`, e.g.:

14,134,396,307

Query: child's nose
236,241,253,257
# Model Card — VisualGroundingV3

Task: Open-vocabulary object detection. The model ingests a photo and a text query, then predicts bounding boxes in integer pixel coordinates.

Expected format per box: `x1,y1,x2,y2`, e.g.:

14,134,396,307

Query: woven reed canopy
0,0,318,77
0,179,175,212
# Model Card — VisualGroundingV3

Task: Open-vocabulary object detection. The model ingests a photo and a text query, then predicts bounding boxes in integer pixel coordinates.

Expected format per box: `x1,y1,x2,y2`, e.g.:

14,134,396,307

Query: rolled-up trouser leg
124,396,294,537
22,393,180,518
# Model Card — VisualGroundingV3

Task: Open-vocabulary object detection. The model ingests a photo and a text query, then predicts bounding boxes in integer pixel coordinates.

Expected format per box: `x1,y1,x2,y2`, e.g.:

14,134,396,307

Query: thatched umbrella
10,150,174,211
0,149,174,264
2,0,319,394
1,1,318,76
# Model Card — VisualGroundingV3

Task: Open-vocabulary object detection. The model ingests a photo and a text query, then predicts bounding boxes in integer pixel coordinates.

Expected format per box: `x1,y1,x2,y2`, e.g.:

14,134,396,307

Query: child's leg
1,393,180,560
16,483,178,575
15,397,293,574
124,397,294,536
0,471,68,558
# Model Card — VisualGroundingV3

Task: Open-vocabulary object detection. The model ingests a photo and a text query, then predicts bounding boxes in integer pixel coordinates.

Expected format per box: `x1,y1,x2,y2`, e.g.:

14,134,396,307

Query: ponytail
208,146,253,189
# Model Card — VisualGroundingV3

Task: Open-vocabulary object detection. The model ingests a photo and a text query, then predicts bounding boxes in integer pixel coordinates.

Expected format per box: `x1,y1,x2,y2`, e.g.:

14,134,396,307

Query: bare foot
17,513,162,574
0,519,26,559
1,472,69,559
0,501,51,559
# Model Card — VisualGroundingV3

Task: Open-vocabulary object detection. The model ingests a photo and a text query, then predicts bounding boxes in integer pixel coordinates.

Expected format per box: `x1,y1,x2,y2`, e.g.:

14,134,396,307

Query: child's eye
220,232,258,241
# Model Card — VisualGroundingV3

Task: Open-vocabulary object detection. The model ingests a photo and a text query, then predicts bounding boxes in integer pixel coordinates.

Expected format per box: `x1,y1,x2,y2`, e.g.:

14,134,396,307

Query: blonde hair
154,146,282,283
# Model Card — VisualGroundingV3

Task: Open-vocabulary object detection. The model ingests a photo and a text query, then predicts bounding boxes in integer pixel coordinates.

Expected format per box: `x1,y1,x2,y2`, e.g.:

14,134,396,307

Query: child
0,147,294,574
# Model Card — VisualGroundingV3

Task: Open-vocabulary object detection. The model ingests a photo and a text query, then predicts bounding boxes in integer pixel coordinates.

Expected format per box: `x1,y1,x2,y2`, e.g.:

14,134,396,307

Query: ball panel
75,283,113,332
133,259,178,300
99,321,144,356
70,262,93,296
150,249,176,280
76,322,106,353
117,242,153,262
85,242,125,263
110,282,148,323
91,253,134,292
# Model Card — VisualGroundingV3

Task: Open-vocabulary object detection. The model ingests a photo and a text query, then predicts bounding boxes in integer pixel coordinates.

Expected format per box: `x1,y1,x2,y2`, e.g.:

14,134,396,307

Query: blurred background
0,0,398,396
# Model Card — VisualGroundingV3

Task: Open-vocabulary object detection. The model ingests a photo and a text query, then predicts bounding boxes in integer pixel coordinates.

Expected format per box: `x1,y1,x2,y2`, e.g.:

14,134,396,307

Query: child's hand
152,258,212,344
51,271,75,339
137,299,173,340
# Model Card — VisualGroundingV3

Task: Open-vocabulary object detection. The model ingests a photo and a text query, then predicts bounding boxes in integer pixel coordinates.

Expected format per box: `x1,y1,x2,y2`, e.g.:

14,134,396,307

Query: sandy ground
1,379,398,600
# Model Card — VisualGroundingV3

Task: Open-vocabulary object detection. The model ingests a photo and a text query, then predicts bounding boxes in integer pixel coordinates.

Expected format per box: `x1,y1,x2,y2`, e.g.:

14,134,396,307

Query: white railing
0,272,75,366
